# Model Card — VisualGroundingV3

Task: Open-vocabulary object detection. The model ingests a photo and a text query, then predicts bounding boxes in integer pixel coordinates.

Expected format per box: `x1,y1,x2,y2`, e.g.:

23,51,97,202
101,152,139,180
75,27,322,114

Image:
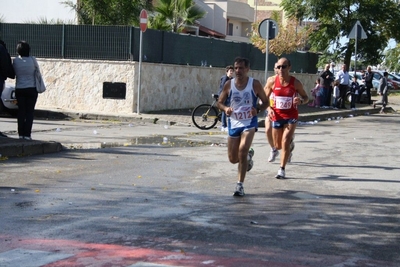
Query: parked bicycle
191,94,222,130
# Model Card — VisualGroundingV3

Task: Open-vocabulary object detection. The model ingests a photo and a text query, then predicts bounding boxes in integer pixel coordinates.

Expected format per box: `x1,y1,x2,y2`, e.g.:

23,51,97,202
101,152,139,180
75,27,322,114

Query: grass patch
389,90,400,96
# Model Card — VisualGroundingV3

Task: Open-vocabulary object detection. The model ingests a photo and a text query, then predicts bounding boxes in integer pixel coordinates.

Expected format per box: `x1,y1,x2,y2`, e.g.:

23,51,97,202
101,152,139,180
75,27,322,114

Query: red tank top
271,76,298,120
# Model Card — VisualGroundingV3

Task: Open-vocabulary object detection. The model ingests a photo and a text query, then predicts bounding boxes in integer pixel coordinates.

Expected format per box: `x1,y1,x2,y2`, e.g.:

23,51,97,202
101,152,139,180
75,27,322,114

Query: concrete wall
35,59,318,114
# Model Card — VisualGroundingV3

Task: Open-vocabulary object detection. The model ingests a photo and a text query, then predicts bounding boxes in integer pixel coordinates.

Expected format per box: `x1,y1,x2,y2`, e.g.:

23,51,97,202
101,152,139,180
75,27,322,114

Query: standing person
335,64,350,109
319,63,334,106
308,78,323,108
349,76,360,110
0,39,15,138
332,80,340,109
359,66,373,104
218,65,234,131
373,71,389,114
265,58,309,179
12,41,39,140
217,57,269,196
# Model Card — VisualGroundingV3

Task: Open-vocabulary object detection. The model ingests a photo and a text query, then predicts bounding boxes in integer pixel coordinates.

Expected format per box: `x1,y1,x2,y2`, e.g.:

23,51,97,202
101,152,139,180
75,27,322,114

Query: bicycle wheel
191,104,219,130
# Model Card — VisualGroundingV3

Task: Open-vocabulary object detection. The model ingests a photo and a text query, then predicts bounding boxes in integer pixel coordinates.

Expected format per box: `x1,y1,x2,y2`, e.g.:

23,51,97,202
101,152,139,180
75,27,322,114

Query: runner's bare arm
265,77,276,120
252,79,269,116
264,76,275,98
293,79,309,105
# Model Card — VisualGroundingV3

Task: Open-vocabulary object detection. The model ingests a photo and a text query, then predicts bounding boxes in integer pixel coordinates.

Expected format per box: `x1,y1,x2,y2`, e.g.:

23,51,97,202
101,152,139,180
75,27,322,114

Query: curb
0,140,62,158
0,106,395,159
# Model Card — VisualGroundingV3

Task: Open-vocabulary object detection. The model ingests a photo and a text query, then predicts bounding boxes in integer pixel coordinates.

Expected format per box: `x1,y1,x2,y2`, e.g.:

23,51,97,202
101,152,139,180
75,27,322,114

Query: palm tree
151,0,206,33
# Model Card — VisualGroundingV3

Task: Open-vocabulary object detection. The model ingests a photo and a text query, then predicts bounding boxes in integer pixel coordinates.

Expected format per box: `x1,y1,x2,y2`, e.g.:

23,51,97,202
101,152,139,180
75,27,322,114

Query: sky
1,0,77,23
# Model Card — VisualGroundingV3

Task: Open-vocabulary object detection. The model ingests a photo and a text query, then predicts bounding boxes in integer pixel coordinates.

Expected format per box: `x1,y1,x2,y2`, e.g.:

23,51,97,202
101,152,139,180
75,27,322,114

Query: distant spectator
335,64,350,109
12,41,38,140
349,75,360,110
373,71,389,114
319,64,334,106
359,66,373,104
218,65,234,131
308,78,323,108
332,80,340,109
0,39,15,138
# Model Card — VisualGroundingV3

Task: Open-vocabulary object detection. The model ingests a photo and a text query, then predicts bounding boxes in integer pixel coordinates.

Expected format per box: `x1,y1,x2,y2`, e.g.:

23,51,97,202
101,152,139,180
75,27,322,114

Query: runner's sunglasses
275,65,288,69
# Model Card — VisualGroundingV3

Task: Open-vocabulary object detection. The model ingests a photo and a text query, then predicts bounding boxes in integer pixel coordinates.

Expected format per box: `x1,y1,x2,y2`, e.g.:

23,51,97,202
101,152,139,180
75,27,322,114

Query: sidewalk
0,98,397,159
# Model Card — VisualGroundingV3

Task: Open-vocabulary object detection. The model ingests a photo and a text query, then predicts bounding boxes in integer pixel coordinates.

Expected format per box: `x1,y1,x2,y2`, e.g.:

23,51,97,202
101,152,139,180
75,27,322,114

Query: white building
195,0,255,43
1,0,284,44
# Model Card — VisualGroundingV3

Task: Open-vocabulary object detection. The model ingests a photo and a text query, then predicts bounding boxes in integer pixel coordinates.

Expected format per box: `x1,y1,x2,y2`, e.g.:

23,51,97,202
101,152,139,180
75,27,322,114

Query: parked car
388,73,400,83
372,70,398,90
0,83,18,116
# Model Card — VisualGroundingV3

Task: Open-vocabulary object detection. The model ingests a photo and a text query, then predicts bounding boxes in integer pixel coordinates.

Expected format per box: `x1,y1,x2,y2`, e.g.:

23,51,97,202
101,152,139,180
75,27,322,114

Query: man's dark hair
234,57,250,68
0,39,6,49
17,40,31,57
225,65,234,71
384,72,389,77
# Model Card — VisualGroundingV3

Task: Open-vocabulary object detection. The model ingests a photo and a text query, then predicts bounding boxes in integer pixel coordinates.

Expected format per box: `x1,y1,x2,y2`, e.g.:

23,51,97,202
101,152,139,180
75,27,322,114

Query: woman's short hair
17,41,30,57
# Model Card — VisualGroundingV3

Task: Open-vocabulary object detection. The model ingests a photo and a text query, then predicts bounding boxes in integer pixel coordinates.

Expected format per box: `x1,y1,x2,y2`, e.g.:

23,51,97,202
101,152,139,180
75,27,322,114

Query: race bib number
232,106,253,121
275,96,293,109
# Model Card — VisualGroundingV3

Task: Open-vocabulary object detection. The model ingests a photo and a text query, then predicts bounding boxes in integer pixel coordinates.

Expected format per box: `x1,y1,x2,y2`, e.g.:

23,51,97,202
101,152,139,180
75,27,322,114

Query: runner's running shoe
275,168,286,179
288,141,295,163
233,183,245,196
247,148,254,171
288,153,293,163
268,149,279,162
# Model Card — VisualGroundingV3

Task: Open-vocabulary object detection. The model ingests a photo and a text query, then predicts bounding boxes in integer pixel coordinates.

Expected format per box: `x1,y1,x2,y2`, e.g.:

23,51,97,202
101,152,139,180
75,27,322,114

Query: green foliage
62,0,153,26
384,44,400,72
249,11,313,58
22,17,75,25
280,0,400,67
150,0,206,32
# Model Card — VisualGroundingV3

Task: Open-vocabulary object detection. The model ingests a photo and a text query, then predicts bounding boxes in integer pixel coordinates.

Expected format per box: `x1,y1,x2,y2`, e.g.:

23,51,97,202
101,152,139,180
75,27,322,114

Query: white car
0,83,18,115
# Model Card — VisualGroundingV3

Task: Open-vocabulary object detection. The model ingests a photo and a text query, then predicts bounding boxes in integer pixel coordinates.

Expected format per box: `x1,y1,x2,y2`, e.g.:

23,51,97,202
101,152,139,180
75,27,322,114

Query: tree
150,0,206,33
62,0,153,25
249,11,313,59
384,44,400,72
280,0,400,68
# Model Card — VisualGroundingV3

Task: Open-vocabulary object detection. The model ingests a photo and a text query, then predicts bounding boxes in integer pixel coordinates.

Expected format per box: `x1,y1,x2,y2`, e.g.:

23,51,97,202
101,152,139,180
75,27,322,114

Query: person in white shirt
332,80,340,109
335,64,350,109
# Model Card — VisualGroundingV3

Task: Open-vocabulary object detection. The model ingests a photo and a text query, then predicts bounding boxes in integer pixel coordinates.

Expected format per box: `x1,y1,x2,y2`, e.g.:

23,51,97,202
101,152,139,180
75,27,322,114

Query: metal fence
0,23,318,73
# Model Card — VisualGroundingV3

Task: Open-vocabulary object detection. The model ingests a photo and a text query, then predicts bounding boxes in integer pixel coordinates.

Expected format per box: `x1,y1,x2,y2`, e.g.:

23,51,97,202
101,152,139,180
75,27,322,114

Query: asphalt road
0,112,399,267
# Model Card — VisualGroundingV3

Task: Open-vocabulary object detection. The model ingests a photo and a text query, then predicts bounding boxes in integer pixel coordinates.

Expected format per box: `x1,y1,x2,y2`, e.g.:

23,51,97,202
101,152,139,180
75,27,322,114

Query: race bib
231,106,253,121
275,96,293,109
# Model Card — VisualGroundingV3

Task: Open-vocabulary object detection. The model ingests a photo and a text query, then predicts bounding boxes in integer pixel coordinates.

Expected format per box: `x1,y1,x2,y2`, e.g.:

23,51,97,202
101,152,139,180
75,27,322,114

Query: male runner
265,58,309,178
217,57,269,196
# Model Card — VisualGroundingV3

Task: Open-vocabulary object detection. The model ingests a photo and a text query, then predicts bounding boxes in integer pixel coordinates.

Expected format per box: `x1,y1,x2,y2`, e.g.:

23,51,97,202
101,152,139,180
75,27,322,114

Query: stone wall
36,59,318,114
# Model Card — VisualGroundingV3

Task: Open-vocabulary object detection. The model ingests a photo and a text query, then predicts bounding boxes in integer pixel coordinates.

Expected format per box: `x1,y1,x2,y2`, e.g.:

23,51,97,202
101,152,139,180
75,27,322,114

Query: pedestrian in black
319,63,334,106
359,66,373,104
12,41,39,140
349,75,360,110
0,39,15,138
